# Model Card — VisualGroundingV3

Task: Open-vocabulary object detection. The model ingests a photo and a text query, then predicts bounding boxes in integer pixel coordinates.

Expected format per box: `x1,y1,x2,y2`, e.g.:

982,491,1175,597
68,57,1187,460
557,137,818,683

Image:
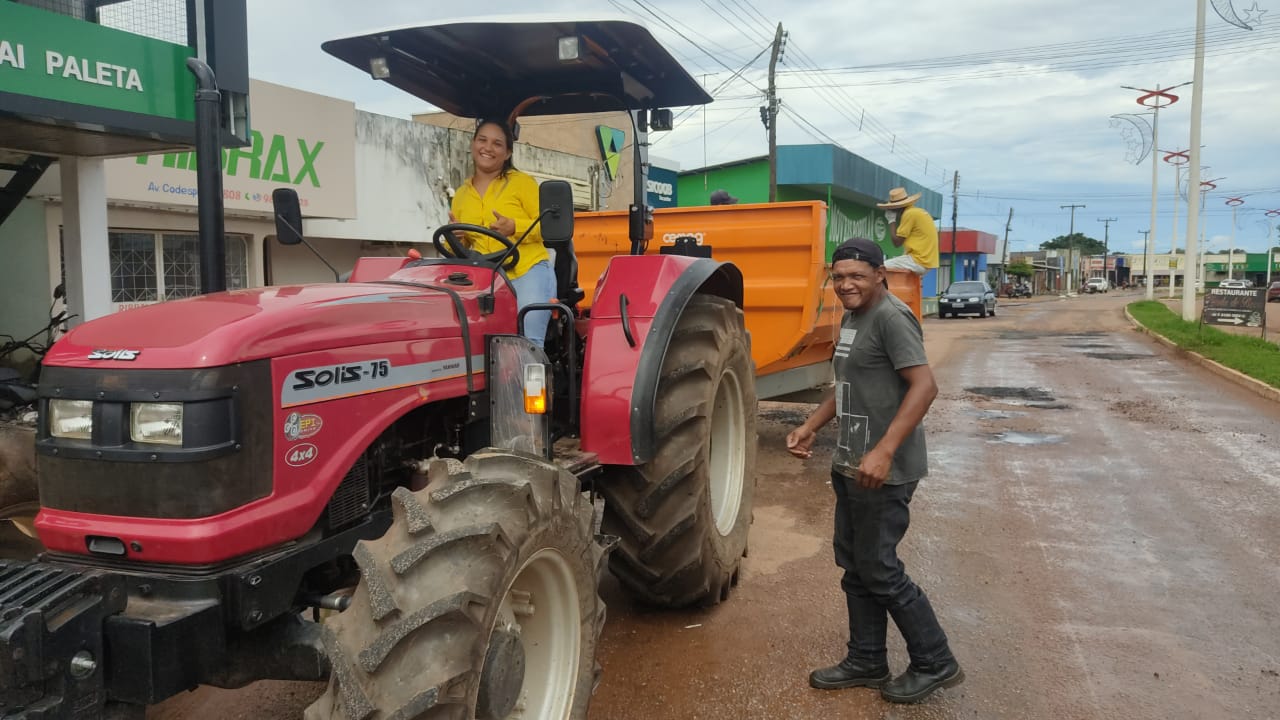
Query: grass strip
1128,301,1280,389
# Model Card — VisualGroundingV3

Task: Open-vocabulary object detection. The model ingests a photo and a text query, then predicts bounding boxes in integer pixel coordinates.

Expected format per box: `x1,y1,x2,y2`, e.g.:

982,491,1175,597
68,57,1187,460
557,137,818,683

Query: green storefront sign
0,2,195,121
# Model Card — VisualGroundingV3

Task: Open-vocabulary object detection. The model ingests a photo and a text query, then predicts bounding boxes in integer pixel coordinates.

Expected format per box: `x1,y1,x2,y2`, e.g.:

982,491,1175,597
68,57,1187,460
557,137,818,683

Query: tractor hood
45,275,505,370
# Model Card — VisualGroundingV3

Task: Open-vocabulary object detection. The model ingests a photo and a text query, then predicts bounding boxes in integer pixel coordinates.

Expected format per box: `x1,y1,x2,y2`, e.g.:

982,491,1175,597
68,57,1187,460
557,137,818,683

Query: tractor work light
49,400,94,439
524,364,547,414
369,55,390,80
130,402,184,446
557,35,581,62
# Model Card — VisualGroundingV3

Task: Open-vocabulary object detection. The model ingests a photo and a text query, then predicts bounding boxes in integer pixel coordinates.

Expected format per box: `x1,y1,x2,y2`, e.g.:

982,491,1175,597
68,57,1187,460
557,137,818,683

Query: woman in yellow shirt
449,119,557,347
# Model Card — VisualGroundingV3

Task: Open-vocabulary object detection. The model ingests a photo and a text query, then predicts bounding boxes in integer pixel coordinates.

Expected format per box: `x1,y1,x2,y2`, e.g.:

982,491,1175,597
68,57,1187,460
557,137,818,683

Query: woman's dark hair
474,119,516,175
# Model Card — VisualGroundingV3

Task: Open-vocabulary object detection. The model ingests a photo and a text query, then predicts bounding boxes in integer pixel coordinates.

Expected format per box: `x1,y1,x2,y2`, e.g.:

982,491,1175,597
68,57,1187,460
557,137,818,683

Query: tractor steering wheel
432,223,520,270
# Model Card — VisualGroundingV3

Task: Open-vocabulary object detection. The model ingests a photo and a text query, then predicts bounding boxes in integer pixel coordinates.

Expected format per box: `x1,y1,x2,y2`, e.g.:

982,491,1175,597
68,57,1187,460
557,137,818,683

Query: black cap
832,237,884,268
709,189,739,205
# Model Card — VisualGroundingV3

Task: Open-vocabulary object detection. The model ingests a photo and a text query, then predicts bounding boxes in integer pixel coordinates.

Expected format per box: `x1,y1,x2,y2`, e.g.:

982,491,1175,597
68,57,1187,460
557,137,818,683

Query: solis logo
285,443,318,468
87,349,141,360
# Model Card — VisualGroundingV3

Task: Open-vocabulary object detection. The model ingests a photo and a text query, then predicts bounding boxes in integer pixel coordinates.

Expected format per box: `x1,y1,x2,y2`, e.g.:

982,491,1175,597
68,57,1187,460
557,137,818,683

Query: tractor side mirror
272,188,304,246
539,180,575,246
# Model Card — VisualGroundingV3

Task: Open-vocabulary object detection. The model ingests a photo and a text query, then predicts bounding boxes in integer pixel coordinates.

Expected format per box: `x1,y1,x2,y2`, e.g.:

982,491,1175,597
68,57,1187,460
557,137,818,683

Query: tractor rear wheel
306,451,609,720
600,294,757,607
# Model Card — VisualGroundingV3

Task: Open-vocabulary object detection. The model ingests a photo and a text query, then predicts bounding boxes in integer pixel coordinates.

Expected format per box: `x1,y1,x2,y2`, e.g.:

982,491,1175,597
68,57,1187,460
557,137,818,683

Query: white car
1219,279,1250,289
1084,278,1109,293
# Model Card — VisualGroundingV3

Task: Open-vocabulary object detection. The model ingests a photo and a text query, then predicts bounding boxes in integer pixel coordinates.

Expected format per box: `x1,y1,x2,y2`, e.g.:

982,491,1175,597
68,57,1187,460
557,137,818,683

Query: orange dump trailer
572,201,922,401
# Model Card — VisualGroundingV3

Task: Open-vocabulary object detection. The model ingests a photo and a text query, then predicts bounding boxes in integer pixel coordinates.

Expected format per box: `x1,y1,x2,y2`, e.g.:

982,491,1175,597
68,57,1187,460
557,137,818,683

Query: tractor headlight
130,402,184,446
49,400,94,439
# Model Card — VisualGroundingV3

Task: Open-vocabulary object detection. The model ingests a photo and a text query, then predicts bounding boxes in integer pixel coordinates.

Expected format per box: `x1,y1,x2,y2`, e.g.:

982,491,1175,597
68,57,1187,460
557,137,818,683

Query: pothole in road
969,409,1027,420
988,431,1065,445
1084,352,1154,361
965,386,1056,402
965,386,1071,410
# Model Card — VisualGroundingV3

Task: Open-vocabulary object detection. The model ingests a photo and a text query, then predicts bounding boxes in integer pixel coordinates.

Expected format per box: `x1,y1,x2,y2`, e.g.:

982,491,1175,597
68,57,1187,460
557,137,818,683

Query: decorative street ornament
1212,0,1263,28
1109,113,1154,164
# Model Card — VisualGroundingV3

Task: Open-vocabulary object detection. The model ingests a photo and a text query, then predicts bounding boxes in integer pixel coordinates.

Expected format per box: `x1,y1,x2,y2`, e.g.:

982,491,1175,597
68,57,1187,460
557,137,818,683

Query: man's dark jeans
831,472,954,669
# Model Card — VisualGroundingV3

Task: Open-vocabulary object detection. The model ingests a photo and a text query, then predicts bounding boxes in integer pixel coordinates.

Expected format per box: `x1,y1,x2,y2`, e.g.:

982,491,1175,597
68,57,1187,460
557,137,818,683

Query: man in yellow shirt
878,188,939,275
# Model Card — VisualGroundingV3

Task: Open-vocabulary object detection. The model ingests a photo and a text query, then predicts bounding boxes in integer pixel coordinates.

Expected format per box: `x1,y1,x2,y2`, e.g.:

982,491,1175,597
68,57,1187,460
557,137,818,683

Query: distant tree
1006,260,1035,278
1040,233,1106,256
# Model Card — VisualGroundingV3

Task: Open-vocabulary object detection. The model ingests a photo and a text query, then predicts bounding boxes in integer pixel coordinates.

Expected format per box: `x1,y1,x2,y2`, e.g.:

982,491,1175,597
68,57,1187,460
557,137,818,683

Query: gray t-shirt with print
830,292,929,484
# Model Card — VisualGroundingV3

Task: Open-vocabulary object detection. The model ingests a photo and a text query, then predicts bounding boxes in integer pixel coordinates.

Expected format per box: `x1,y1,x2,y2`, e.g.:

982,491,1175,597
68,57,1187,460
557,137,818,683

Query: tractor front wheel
600,294,757,607
306,451,609,720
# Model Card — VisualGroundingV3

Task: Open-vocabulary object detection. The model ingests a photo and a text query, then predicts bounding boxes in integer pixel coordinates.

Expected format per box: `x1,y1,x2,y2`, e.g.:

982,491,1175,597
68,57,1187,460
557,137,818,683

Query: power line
626,0,765,91
785,22,1278,75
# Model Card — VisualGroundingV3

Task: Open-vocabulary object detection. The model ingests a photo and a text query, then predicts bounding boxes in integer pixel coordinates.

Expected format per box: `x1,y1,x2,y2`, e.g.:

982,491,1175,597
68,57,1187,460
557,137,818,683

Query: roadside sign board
1202,287,1266,331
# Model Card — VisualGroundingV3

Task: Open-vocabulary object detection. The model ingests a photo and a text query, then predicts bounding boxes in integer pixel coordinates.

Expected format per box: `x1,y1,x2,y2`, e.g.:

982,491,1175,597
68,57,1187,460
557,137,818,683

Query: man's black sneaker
880,659,964,703
808,658,892,690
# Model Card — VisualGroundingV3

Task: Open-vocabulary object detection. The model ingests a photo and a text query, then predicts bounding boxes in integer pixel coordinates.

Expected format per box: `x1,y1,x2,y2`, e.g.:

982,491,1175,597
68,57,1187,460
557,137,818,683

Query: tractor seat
545,241,585,308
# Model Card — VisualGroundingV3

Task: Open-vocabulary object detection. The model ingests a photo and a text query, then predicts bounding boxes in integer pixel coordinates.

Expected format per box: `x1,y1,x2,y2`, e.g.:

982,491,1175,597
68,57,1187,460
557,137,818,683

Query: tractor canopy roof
322,16,712,121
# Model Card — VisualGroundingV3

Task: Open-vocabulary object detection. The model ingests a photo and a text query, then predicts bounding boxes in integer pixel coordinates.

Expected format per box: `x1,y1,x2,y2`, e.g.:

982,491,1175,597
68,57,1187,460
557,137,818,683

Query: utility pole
951,171,959,287
1140,229,1151,290
1002,207,1014,287
1061,203,1085,290
766,22,784,202
1097,217,1116,285
1228,203,1237,280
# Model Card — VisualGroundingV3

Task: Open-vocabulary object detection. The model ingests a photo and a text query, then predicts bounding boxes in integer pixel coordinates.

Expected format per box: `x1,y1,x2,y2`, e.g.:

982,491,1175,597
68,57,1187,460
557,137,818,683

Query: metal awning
321,17,712,121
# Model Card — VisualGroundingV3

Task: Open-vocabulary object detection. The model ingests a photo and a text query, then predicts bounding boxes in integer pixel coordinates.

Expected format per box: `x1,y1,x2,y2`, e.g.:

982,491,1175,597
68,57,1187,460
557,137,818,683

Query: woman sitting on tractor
450,119,557,347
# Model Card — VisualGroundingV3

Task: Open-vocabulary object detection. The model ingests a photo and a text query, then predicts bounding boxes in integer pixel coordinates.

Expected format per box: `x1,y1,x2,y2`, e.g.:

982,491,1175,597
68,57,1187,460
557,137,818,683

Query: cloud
247,0,1280,251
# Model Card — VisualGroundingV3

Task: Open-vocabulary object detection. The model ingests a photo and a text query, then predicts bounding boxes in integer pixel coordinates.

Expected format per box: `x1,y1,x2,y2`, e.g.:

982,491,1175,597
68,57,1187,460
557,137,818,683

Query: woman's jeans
831,472,955,669
510,260,557,348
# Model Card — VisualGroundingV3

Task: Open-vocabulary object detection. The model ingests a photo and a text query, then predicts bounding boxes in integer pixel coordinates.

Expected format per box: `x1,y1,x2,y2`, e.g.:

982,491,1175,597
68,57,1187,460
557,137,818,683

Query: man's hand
490,210,516,237
786,426,817,459
855,446,894,489
884,209,900,224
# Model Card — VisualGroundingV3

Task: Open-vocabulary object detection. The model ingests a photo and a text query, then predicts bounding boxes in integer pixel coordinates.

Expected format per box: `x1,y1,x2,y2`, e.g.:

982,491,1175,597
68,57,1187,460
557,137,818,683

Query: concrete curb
1124,306,1280,404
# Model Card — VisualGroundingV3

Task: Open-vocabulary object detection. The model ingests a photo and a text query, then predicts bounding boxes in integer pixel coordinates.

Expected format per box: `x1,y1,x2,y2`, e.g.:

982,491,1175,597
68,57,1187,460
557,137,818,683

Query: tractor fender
580,254,744,465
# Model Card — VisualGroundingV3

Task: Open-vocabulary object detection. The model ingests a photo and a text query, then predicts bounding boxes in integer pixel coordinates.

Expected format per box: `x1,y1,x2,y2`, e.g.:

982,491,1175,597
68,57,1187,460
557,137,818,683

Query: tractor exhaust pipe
186,57,227,294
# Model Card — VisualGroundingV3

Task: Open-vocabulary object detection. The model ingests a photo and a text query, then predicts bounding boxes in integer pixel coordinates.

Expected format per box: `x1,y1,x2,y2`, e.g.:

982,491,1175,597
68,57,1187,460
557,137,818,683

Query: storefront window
109,231,248,302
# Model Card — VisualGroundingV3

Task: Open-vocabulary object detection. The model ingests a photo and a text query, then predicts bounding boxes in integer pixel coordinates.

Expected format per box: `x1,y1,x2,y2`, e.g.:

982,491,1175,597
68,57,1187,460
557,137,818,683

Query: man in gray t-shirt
786,237,963,704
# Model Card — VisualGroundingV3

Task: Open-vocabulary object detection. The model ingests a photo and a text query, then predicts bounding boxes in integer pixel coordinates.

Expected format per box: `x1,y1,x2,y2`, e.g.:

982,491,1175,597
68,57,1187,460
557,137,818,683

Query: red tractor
2,19,756,720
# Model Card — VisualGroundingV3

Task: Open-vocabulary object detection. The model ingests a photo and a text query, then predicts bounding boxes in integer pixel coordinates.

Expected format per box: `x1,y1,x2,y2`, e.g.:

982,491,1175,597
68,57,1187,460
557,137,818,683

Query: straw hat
877,187,922,209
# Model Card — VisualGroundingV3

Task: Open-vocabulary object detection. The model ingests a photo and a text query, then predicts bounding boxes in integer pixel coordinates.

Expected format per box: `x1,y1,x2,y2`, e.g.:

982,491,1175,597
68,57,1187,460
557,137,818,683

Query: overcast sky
246,0,1280,255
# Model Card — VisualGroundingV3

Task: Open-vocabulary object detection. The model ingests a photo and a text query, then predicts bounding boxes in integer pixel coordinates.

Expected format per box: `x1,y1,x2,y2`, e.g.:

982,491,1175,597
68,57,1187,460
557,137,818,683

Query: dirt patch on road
1109,398,1206,433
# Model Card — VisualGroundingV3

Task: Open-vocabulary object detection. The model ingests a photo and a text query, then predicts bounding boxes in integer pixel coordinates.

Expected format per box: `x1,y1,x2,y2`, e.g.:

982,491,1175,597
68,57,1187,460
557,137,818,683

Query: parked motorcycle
1006,284,1032,299
0,285,71,422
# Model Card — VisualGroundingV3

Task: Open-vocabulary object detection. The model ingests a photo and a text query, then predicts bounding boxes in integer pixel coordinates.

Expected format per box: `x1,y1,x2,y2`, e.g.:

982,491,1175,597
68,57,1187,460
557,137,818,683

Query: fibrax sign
106,80,357,218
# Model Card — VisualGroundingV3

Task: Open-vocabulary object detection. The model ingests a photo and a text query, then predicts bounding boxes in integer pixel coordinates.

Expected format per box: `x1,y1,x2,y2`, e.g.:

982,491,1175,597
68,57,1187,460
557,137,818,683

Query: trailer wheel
600,294,757,607
305,451,609,720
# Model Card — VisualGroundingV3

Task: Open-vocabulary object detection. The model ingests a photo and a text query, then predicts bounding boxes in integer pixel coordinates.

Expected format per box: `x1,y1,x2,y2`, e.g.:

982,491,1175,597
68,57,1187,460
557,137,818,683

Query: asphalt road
151,290,1280,719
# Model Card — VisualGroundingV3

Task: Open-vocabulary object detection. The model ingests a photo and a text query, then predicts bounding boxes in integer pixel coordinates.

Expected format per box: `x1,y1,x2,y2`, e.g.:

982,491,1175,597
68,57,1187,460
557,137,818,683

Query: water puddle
989,431,1065,445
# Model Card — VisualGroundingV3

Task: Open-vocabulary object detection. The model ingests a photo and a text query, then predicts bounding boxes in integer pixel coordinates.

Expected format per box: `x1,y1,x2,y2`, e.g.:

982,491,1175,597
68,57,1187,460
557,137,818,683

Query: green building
678,145,946,301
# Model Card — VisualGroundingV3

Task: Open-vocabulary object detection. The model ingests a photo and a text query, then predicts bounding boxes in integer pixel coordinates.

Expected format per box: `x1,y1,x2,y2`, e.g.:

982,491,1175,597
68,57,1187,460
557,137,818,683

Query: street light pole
1181,0,1207,320
1123,83,1188,300
1162,149,1191,298
1061,203,1085,291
